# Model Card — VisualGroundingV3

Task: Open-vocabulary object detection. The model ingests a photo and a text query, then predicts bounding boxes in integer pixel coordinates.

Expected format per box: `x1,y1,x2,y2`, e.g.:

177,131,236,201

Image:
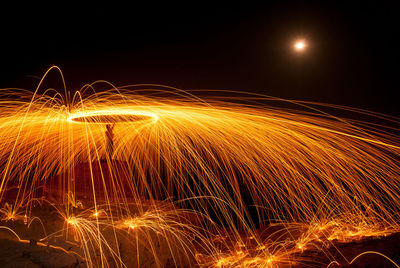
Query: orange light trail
1,67,400,267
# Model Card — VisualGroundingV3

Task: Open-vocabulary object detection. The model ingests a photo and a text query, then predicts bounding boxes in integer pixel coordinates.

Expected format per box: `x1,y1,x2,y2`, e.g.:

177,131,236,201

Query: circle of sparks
68,111,158,124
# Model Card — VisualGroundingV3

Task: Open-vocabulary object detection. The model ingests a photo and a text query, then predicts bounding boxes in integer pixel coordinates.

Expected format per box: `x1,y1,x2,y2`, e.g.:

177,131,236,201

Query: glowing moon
294,40,307,51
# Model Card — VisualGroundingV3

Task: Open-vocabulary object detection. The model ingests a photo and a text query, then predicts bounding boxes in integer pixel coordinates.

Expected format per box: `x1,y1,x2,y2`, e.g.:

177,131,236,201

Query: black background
0,1,399,115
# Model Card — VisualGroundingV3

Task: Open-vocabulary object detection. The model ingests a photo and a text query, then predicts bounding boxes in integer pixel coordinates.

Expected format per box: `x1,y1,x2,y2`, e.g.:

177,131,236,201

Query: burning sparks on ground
66,216,79,226
1,67,400,267
123,217,143,230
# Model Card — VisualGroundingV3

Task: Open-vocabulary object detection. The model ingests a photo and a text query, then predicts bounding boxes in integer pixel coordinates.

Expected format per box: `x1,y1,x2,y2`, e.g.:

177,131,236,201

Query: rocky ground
1,161,399,267
1,207,400,267
0,203,195,268
298,233,400,267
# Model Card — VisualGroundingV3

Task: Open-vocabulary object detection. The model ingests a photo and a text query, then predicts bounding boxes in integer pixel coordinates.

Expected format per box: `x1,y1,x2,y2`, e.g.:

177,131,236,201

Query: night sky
1,2,399,115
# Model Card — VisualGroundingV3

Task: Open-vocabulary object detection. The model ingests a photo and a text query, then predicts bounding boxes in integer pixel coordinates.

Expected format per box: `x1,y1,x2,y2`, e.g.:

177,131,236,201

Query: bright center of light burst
294,41,306,51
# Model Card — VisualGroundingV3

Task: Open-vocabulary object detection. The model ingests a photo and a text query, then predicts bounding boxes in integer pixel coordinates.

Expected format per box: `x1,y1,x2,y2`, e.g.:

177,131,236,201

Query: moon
294,40,307,51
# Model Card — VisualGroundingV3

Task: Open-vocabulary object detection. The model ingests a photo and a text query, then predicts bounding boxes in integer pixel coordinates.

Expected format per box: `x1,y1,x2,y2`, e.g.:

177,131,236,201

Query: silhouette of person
105,123,115,160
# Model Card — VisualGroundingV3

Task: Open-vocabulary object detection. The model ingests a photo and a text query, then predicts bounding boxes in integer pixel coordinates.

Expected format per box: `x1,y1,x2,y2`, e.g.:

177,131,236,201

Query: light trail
1,67,400,267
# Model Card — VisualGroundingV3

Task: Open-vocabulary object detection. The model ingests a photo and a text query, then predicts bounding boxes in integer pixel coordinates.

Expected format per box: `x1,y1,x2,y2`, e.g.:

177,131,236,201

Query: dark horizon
1,2,399,116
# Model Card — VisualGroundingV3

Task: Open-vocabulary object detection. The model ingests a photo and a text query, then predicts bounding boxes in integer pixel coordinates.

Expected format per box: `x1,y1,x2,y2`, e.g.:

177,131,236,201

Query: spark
1,67,400,267
66,216,79,226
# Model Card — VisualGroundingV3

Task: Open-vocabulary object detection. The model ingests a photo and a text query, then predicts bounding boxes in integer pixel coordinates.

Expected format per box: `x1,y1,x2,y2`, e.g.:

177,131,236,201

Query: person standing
105,123,115,160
